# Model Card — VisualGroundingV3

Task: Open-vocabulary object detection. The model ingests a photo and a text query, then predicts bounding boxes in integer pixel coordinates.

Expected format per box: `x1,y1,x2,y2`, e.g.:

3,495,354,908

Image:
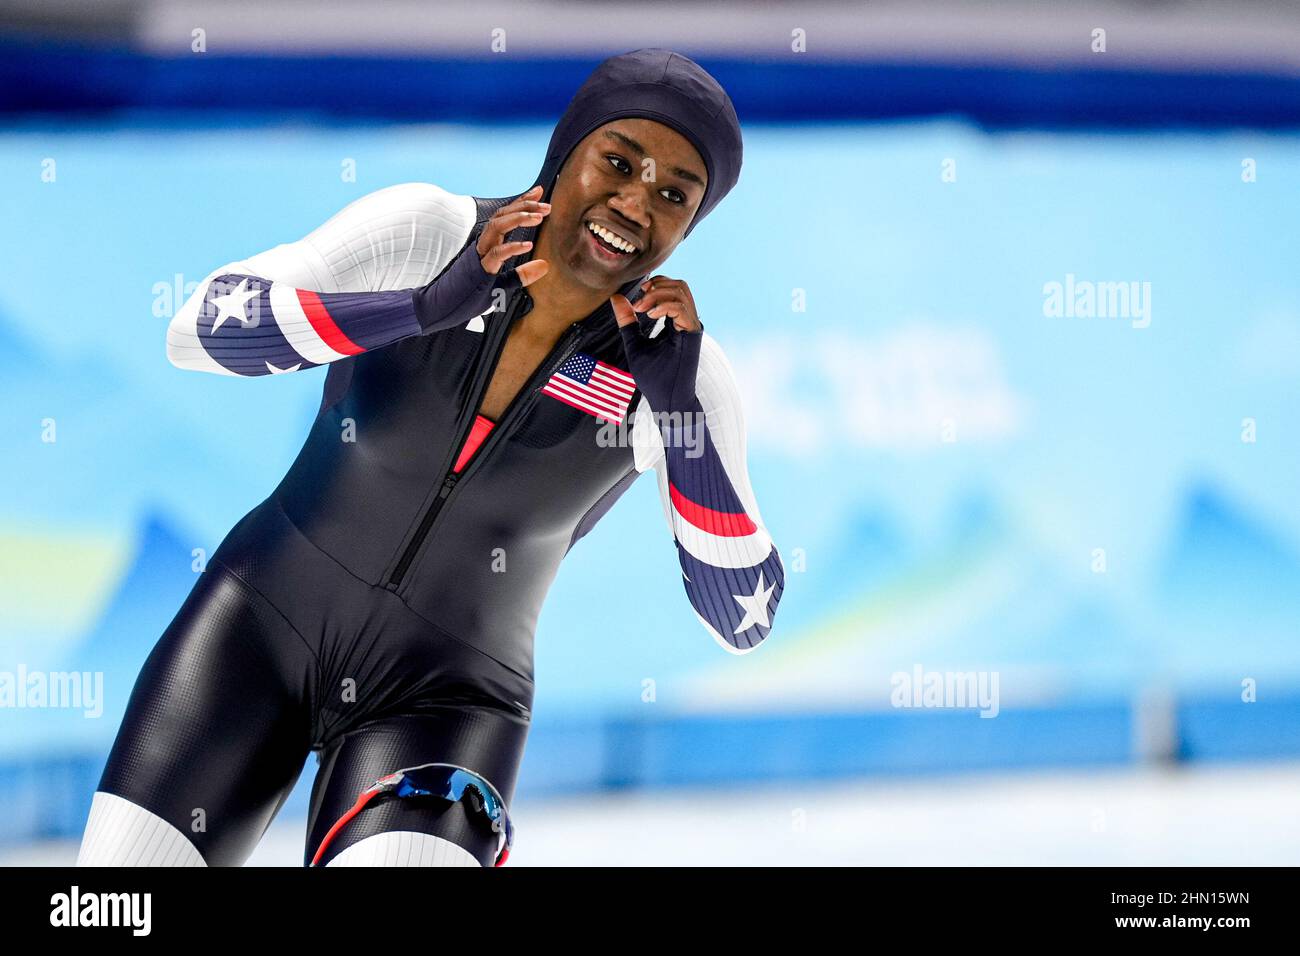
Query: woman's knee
323,828,482,867
309,783,501,867
76,791,207,867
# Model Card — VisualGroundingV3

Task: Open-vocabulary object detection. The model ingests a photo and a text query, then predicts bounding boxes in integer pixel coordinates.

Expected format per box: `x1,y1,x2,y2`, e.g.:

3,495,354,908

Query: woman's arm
631,333,785,654
167,272,437,376
165,183,547,376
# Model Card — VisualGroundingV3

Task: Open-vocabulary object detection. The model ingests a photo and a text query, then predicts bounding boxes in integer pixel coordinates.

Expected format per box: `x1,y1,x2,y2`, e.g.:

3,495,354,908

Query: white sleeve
232,181,478,293
631,332,783,654
632,332,769,529
166,183,477,374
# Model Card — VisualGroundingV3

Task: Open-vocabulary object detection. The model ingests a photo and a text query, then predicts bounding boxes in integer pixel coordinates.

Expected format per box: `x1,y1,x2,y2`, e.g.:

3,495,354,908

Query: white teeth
586,220,636,253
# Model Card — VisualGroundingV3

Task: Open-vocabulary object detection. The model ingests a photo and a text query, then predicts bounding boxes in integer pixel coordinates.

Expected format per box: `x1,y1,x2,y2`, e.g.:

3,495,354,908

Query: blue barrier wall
4,37,1300,127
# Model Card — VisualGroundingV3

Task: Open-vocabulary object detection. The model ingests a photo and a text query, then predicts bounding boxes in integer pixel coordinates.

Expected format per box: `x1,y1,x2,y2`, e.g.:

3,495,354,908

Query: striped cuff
171,272,423,376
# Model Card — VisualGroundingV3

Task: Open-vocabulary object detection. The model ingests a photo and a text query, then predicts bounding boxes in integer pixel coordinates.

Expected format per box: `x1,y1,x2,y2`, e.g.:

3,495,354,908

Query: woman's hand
609,275,704,415
618,275,702,332
412,185,551,334
476,184,551,287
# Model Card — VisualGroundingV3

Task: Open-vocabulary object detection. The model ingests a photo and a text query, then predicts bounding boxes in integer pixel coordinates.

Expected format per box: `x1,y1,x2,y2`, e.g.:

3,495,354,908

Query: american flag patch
541,352,636,423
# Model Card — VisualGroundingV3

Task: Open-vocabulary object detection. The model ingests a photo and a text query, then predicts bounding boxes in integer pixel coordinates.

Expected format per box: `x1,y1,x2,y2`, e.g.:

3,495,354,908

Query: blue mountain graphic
0,308,42,373
62,507,204,730
946,487,1012,549
790,503,911,628
0,508,202,753
1158,481,1300,611
1145,480,1300,679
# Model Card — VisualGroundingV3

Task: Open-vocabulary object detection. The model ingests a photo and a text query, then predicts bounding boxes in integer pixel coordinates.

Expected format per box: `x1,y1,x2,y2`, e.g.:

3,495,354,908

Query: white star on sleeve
209,278,262,333
731,571,776,636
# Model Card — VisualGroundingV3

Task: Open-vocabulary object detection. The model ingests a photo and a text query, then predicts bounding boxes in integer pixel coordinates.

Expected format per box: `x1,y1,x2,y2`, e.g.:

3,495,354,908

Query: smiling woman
526,117,709,316
79,48,782,871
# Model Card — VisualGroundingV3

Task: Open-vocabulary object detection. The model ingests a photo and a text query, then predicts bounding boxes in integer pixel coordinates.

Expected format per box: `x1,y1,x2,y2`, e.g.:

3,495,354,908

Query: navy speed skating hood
414,49,742,329
530,48,744,242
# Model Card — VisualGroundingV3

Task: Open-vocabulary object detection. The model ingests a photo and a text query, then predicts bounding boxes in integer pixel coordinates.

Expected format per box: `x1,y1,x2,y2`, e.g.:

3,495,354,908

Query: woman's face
538,117,708,293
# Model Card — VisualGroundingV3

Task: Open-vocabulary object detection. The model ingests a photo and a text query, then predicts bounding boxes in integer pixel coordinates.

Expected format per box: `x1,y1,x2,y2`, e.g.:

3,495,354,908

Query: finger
632,289,684,314
499,186,550,214
639,281,695,316
498,185,544,213
495,204,551,231
497,197,552,220
640,277,694,310
645,299,700,333
481,239,534,273
639,276,683,294
609,293,638,328
515,259,549,287
630,288,666,312
480,208,550,254
644,298,686,321
486,208,549,242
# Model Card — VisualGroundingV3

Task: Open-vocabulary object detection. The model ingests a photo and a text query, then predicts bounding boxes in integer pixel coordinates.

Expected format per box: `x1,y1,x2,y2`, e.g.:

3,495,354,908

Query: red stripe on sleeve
668,481,758,537
296,290,366,356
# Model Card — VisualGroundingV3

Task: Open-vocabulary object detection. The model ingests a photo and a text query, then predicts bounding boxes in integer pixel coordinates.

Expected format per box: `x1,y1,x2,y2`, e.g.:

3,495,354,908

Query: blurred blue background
1,0,1297,863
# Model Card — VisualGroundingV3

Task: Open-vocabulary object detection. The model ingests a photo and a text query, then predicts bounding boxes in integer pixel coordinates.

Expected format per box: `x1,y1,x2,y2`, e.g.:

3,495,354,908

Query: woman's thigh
306,706,530,867
90,559,317,866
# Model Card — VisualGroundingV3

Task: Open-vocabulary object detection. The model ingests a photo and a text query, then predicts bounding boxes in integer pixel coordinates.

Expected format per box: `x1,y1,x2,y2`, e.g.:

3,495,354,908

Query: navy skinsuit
95,49,780,866
100,199,643,867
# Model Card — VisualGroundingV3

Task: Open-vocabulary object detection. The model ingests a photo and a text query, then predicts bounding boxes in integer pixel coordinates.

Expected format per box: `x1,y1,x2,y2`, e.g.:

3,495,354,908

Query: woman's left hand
610,275,704,415
626,275,702,332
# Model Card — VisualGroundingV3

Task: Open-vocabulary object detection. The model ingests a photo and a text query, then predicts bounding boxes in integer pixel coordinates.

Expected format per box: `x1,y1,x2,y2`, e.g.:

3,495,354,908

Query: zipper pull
438,474,458,499
547,330,582,380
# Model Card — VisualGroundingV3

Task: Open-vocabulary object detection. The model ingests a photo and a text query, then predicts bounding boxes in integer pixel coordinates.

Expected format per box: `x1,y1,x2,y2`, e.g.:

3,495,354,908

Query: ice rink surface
6,761,1296,867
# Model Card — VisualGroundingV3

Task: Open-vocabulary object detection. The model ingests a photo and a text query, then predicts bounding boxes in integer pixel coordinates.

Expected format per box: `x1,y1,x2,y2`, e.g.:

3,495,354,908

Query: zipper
385,292,524,589
453,320,584,488
384,303,588,591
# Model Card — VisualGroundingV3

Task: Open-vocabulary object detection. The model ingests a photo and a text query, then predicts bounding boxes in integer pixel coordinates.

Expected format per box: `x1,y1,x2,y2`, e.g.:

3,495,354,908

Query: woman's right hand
412,185,552,334
477,185,551,287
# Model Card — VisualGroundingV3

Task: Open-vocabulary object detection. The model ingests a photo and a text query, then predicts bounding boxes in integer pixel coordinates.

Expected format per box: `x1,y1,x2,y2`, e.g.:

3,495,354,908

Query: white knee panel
76,791,207,867
324,830,481,867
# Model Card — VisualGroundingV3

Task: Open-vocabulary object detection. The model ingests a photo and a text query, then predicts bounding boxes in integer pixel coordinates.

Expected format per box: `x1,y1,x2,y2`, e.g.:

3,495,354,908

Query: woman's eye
606,155,685,204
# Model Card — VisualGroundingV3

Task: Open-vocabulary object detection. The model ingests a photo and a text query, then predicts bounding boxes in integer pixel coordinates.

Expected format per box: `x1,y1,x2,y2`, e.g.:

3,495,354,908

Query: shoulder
299,183,479,291
317,182,478,242
693,331,747,418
